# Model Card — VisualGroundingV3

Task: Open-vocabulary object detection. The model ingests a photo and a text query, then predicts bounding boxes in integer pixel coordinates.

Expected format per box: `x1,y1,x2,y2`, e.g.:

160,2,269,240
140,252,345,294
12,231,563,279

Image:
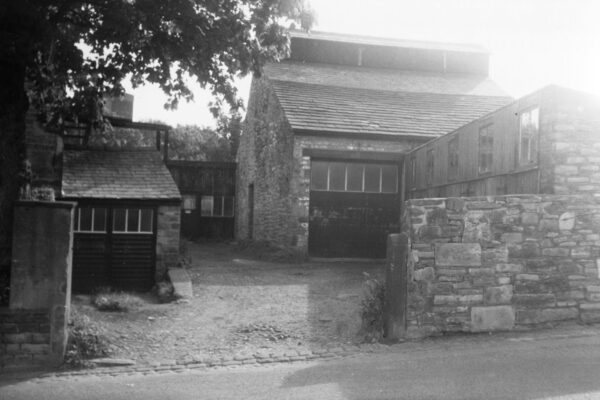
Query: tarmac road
3,331,600,400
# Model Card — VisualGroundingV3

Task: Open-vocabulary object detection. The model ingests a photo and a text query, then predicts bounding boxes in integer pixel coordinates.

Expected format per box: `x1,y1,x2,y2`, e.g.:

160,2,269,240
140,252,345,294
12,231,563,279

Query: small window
448,136,459,181
201,196,214,217
519,107,539,165
310,161,328,190
346,164,364,192
113,208,153,233
364,164,381,192
479,124,494,174
328,162,346,191
410,156,416,186
113,208,126,232
426,149,434,186
381,165,398,193
182,195,196,211
75,207,107,233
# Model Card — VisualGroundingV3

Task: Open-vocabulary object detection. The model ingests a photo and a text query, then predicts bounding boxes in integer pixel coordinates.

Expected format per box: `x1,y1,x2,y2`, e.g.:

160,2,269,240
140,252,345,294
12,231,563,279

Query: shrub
65,310,110,367
359,273,385,343
91,287,143,312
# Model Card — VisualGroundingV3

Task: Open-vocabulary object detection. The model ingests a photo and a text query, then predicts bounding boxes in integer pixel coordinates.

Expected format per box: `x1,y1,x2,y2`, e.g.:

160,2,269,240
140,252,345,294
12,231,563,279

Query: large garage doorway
308,160,400,258
72,205,157,292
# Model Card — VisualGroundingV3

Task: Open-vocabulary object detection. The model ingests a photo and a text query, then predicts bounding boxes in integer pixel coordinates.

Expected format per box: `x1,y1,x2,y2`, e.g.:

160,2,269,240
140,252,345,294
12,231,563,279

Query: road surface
3,331,600,399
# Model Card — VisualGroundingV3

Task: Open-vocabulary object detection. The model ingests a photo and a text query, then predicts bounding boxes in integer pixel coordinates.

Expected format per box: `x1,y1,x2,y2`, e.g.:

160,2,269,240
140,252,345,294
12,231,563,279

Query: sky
128,0,600,127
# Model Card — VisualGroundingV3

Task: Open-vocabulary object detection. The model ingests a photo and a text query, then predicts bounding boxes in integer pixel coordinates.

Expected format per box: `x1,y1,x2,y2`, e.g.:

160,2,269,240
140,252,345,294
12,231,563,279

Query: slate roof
270,80,512,138
290,30,488,54
264,61,509,97
62,149,181,200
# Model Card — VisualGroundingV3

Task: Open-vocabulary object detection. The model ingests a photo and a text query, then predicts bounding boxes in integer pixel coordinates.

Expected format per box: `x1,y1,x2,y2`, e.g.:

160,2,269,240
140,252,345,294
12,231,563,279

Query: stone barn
236,30,512,258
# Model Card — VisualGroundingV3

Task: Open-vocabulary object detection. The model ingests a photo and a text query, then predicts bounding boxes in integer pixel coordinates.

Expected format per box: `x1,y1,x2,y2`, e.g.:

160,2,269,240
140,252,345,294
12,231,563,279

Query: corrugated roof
270,79,512,137
264,61,509,97
62,149,181,200
290,30,488,54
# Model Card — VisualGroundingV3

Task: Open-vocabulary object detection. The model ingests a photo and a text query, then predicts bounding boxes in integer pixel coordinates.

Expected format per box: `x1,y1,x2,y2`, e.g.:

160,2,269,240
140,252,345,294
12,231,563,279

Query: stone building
236,31,511,258
24,111,181,292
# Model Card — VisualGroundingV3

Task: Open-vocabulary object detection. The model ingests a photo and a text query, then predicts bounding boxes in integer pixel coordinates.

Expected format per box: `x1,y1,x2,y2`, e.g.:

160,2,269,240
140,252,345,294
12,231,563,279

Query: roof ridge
270,78,513,100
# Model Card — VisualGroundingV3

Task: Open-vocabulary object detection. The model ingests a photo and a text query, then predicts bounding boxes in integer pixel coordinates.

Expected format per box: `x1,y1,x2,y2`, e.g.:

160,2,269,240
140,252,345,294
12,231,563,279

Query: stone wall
156,204,181,281
236,77,297,245
1,309,51,370
2,200,75,370
403,195,600,338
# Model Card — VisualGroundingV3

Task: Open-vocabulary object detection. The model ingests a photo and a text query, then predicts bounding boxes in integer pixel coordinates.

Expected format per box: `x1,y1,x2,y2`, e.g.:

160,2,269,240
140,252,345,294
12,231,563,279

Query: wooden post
156,130,161,151
384,232,408,341
163,129,169,162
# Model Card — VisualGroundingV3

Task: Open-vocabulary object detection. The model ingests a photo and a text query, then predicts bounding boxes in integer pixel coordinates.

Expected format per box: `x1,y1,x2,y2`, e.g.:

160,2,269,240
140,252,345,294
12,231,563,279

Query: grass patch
65,310,110,367
91,287,144,312
359,272,385,343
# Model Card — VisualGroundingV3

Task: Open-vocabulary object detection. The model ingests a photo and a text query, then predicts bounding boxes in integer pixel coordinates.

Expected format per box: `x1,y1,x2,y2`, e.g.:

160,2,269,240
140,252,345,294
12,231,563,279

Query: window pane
127,208,140,232
364,165,381,192
201,196,214,216
310,161,328,190
79,207,93,231
74,208,79,231
224,196,234,217
381,165,398,193
93,208,107,232
214,196,224,216
329,162,346,191
182,195,196,211
346,164,363,192
140,209,153,232
113,208,126,232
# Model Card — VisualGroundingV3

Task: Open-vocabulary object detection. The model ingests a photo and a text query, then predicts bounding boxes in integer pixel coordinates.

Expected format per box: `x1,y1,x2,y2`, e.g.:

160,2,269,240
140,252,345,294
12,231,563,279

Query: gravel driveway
72,241,384,365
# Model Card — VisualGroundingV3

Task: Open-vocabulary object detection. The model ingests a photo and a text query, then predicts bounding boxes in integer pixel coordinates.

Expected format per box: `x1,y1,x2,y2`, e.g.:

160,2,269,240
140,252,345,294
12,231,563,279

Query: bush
91,287,143,312
359,273,385,343
65,310,110,367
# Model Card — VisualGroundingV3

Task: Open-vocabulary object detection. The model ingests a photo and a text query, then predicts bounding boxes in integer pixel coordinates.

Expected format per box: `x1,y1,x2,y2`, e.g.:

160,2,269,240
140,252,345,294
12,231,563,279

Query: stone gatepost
9,200,75,366
384,233,409,341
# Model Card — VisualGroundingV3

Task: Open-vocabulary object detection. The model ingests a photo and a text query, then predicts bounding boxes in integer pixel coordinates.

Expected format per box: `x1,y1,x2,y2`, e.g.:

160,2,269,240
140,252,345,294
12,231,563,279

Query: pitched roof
264,61,509,97
62,149,180,200
270,79,512,138
290,30,488,54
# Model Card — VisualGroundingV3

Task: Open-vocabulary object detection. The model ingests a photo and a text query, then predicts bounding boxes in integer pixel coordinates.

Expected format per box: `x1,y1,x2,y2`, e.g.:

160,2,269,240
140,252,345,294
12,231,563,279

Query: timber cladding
403,195,600,338
405,85,600,198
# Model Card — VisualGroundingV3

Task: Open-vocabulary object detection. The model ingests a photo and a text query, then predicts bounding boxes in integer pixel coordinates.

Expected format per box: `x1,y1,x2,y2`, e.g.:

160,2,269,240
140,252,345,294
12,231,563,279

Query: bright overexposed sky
129,0,600,127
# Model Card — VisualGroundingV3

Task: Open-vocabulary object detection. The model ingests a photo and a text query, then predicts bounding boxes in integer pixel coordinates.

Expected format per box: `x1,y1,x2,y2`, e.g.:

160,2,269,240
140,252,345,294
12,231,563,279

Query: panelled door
72,205,156,292
308,160,400,258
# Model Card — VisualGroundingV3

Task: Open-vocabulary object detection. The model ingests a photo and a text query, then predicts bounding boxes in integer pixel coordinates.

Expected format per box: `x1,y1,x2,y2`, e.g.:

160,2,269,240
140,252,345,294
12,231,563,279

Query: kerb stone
435,243,481,267
471,306,515,332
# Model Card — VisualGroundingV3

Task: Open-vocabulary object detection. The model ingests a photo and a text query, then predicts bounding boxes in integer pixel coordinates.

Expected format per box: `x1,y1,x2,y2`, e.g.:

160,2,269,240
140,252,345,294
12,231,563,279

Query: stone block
495,263,524,273
513,294,556,306
413,267,435,282
521,213,539,226
539,219,559,232
580,311,600,324
3,333,32,344
484,285,513,305
516,308,578,324
20,344,50,354
482,247,509,264
542,248,570,257
471,306,515,332
580,303,600,311
516,274,540,281
433,294,483,306
501,233,523,243
558,212,576,231
435,243,481,267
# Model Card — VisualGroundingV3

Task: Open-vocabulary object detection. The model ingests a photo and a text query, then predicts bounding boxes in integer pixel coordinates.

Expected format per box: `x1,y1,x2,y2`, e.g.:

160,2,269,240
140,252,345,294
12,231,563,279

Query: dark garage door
72,206,156,292
308,160,400,258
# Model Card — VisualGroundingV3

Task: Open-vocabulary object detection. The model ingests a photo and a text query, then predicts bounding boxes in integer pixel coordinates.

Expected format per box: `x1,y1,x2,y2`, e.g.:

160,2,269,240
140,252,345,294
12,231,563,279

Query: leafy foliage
65,310,111,367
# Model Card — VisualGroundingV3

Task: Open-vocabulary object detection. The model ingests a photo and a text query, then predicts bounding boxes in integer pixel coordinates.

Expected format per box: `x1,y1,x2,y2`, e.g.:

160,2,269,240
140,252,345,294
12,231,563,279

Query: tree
0,1,314,280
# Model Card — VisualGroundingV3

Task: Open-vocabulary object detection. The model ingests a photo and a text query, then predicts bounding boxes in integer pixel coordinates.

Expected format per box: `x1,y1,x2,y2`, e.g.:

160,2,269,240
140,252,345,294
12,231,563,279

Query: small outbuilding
61,149,181,292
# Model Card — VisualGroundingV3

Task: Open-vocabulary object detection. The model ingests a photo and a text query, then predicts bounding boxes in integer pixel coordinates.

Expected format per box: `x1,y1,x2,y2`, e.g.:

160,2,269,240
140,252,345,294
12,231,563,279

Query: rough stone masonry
403,194,600,338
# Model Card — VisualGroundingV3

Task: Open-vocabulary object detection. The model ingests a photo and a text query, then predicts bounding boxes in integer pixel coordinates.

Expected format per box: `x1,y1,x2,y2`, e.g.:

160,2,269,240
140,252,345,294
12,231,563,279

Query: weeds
359,272,385,343
91,287,143,312
65,310,110,367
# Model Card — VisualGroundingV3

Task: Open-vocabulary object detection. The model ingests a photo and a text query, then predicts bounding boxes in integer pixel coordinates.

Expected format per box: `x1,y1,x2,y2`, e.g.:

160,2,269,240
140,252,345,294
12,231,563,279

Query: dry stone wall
404,195,600,338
